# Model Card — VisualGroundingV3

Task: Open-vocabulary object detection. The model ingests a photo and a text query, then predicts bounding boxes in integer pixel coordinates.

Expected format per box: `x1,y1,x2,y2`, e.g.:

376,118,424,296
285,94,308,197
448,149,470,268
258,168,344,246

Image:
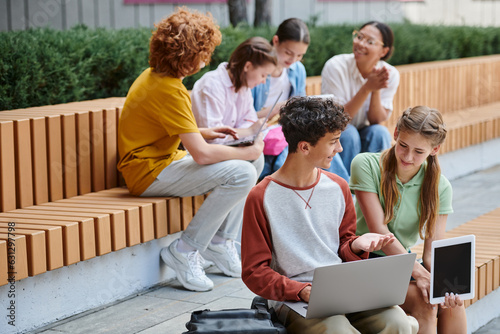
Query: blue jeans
339,124,392,175
260,146,350,183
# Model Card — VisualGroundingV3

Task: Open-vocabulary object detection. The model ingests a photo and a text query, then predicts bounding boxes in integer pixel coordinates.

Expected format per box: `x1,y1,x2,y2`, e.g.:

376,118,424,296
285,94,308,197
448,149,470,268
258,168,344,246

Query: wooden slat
0,121,16,211
0,240,7,286
103,108,118,189
13,119,34,208
30,117,49,205
45,114,64,201
90,110,106,192
61,113,78,198
486,259,494,295
473,268,479,304
0,233,28,280
478,265,487,300
75,111,92,195
0,227,46,276
167,197,182,234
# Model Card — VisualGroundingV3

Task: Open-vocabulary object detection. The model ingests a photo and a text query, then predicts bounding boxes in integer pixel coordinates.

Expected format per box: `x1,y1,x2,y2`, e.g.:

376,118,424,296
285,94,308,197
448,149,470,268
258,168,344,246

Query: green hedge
1,23,500,110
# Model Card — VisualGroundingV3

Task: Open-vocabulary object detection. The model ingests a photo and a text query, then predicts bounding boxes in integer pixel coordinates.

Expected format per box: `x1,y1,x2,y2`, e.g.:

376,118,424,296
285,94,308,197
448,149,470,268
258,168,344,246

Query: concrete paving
32,164,500,334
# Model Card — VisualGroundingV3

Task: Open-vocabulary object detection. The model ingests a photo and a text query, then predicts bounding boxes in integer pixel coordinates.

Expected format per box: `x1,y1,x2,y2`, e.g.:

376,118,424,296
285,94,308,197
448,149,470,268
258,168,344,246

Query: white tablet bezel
430,234,475,304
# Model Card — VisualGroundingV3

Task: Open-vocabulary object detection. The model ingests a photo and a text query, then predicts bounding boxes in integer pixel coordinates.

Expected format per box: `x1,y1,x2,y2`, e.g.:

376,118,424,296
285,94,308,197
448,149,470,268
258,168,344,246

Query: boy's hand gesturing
351,233,396,255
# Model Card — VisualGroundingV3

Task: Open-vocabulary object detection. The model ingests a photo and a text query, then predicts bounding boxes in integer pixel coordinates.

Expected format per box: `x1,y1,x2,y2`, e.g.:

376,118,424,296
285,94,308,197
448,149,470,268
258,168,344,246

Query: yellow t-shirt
117,68,199,195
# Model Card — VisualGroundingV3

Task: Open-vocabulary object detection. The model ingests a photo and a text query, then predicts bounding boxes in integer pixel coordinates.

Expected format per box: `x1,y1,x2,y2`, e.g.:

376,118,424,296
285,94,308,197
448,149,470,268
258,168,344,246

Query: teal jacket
251,61,307,111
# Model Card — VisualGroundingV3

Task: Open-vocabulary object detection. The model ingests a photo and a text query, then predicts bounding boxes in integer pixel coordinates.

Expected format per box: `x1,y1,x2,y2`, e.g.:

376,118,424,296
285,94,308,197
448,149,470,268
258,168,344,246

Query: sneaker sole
202,251,241,278
160,248,214,292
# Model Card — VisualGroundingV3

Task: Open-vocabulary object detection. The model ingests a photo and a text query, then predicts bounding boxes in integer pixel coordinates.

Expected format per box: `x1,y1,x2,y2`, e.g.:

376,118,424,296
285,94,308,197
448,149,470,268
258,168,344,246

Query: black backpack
183,296,287,334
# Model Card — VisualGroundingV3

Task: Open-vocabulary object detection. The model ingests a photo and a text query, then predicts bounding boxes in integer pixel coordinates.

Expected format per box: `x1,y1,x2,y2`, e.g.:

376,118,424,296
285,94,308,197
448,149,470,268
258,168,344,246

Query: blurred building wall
0,0,498,32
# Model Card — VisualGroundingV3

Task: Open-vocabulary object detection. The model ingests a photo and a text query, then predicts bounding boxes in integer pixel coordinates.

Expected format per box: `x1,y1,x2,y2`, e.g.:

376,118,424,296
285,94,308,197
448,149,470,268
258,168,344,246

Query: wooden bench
0,98,207,285
411,207,500,309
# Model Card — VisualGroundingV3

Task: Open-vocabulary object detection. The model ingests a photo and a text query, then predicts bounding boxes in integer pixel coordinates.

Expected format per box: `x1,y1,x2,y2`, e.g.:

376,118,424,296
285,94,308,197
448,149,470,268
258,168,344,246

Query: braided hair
380,106,447,239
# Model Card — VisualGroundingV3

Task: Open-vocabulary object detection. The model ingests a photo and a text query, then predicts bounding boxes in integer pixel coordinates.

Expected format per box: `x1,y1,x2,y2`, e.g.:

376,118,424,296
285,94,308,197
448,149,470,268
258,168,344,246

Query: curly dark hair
149,7,222,78
279,96,350,153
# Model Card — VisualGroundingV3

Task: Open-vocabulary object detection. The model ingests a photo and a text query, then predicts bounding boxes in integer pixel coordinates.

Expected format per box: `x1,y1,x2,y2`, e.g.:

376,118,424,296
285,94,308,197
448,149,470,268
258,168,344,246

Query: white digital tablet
430,235,475,304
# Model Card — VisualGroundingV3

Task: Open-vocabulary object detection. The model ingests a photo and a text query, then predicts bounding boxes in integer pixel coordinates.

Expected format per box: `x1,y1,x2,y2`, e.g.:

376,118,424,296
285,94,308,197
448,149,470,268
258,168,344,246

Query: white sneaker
202,239,242,278
160,240,214,292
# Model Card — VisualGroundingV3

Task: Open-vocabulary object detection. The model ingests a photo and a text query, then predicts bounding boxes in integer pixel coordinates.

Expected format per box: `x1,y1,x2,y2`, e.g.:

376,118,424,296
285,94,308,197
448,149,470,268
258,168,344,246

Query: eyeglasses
352,30,384,47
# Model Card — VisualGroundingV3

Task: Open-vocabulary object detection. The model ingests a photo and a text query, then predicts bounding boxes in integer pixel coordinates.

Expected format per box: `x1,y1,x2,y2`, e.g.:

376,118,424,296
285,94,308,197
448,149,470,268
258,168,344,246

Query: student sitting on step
350,106,467,333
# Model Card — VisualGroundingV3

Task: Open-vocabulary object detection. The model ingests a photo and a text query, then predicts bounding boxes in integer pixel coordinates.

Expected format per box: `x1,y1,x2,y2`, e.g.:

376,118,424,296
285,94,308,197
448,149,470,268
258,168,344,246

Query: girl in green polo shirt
350,106,466,334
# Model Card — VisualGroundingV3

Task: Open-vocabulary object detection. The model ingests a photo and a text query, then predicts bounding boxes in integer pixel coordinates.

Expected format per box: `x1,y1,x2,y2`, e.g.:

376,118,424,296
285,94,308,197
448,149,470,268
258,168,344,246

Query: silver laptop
285,253,416,319
221,91,283,146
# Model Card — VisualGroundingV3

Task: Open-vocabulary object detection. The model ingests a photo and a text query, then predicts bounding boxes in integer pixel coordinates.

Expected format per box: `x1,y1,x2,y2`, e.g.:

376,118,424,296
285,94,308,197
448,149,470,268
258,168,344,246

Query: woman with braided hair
349,106,467,333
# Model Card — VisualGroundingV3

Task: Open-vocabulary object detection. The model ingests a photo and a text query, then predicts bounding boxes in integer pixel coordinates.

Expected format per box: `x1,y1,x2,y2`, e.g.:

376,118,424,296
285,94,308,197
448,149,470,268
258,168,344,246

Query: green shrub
1,23,500,110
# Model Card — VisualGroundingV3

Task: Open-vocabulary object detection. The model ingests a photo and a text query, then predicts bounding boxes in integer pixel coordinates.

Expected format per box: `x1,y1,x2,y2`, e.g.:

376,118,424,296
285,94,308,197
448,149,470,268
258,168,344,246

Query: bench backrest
390,55,500,129
0,98,126,212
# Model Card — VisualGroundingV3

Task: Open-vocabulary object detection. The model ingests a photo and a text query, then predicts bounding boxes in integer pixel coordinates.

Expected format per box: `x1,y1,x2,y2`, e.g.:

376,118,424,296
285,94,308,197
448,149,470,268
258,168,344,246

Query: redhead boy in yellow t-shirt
118,7,264,292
